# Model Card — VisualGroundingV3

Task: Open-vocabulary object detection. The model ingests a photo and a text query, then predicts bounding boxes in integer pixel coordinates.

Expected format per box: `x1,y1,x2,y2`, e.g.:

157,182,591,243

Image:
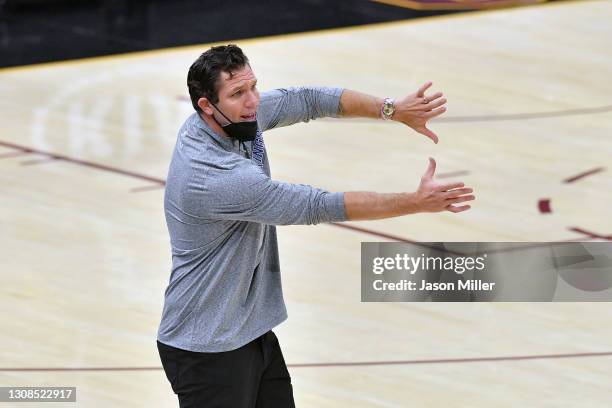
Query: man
157,44,474,407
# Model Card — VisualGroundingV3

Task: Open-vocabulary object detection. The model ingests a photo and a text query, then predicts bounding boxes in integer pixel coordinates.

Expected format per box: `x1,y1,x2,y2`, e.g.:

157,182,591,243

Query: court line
0,140,165,186
331,222,601,254
1,138,598,251
563,167,606,183
568,228,612,241
329,223,465,256
330,223,418,244
1,351,610,372
538,167,606,213
290,351,612,368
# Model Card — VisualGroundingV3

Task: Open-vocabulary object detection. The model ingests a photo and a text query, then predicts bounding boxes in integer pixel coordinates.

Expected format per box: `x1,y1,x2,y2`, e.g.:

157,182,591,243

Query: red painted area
538,199,552,213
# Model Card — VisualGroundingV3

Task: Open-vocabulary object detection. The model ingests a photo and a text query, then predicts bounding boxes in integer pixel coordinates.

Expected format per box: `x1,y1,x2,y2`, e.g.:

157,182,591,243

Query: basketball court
1,0,611,406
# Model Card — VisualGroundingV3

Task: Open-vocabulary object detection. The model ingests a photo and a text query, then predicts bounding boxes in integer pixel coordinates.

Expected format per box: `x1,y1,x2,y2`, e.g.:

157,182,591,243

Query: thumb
423,157,436,179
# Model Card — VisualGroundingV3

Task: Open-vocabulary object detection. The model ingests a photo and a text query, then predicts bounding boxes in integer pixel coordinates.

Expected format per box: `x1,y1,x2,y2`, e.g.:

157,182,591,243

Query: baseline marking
1,351,610,372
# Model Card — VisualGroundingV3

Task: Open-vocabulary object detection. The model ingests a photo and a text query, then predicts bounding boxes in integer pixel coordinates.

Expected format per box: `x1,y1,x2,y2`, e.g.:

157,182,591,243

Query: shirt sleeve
257,86,344,132
194,157,347,225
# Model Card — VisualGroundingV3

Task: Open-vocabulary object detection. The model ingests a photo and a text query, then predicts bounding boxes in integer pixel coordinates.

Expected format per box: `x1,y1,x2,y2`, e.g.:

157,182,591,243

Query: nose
245,89,259,109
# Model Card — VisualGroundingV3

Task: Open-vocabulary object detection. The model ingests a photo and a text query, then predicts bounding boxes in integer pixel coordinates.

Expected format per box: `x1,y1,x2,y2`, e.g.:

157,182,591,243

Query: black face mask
210,102,258,143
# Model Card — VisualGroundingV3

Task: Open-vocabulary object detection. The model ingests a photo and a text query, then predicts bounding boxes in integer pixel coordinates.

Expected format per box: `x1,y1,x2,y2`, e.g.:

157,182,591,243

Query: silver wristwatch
381,97,395,120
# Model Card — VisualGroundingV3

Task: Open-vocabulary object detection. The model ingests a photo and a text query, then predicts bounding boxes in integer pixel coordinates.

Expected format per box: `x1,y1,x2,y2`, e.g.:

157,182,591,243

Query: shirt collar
192,112,240,152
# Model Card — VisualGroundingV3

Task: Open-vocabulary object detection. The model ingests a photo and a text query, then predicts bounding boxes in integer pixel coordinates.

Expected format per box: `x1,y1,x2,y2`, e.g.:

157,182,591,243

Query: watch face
383,103,394,117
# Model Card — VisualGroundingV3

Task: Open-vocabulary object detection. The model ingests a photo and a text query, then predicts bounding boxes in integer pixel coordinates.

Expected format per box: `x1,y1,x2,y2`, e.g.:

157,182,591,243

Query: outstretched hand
393,81,447,144
416,158,474,213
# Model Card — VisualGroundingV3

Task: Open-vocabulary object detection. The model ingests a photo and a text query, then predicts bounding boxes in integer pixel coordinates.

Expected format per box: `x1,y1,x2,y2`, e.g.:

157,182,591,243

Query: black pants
157,331,295,408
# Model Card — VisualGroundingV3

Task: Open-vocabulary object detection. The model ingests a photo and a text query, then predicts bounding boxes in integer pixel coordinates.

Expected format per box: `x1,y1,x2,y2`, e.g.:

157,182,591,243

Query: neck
199,112,230,138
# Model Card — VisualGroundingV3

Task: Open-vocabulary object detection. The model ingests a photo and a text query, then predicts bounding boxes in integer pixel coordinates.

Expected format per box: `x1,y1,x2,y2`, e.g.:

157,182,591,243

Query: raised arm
339,81,447,143
197,156,473,225
197,156,347,226
258,82,447,143
344,158,474,220
257,87,343,131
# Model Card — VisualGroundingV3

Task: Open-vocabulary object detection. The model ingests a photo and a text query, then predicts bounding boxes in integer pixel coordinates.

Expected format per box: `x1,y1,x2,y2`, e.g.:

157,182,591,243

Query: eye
233,90,243,97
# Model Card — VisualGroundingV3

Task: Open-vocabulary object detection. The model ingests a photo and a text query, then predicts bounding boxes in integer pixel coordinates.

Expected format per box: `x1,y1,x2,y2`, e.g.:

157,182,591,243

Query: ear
197,97,214,116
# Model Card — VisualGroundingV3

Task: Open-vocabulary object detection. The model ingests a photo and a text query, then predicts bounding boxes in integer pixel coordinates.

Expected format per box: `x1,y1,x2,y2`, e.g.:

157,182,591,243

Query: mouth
240,113,257,121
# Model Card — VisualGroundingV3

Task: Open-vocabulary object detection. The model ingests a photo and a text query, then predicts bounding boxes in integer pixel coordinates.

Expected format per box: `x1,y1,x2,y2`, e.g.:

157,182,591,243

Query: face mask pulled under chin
210,102,258,143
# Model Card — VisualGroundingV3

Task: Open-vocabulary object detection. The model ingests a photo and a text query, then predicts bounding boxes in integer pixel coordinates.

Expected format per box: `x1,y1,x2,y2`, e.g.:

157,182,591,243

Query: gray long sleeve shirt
157,87,348,352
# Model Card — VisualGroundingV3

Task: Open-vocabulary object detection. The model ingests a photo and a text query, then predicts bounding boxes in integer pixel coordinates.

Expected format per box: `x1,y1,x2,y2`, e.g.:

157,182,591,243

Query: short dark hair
187,44,250,112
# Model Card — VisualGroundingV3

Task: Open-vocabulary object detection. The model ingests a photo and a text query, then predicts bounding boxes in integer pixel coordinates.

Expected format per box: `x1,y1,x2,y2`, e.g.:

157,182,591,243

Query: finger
422,92,444,105
423,157,436,179
444,188,473,198
435,181,465,191
424,106,447,119
448,195,476,204
417,81,433,97
446,204,471,213
424,97,447,111
418,127,439,144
